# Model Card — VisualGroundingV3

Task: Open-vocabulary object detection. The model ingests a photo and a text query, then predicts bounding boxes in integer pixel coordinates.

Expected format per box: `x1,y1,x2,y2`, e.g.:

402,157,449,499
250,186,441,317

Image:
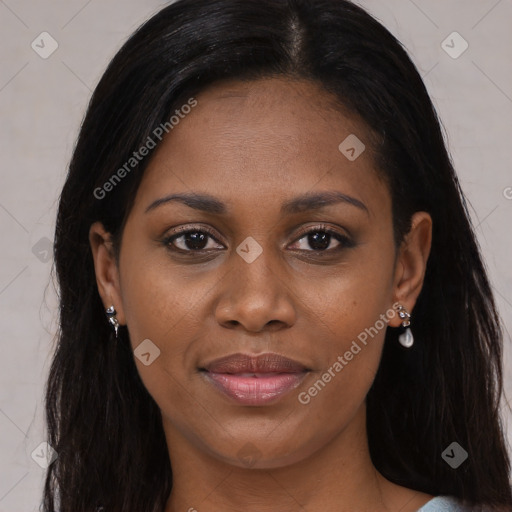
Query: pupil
308,231,330,250
185,232,207,250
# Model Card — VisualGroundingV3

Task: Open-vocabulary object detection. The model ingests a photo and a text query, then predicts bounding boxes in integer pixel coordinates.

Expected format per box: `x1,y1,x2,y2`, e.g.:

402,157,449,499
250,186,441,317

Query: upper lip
202,352,309,374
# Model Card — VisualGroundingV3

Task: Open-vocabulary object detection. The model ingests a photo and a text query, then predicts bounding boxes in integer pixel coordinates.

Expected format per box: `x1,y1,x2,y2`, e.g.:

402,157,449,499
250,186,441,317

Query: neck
163,405,428,512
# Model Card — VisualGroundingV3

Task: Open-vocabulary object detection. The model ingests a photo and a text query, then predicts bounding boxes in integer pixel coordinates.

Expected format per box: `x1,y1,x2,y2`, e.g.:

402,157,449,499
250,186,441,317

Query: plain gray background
0,1,511,510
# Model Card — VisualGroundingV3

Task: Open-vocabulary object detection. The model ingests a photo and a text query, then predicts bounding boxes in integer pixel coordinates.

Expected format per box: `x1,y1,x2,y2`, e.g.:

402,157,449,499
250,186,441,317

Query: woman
45,0,512,511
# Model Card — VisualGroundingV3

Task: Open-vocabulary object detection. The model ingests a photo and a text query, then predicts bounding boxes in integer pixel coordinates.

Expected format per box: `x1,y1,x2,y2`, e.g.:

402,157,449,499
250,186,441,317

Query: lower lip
202,371,308,405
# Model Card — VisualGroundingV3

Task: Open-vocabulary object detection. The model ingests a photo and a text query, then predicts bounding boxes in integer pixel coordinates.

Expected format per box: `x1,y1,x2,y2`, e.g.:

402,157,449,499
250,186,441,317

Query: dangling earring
396,304,414,348
105,305,119,338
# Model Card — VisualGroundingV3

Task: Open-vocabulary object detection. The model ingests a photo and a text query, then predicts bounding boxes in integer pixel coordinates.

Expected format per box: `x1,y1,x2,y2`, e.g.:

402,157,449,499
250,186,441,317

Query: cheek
295,265,393,417
117,242,220,387
302,258,394,343
118,259,202,425
120,253,203,347
296,315,386,448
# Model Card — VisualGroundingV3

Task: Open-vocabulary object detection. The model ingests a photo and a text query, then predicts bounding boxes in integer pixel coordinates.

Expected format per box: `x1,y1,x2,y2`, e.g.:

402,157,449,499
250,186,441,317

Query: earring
105,305,119,338
396,304,414,348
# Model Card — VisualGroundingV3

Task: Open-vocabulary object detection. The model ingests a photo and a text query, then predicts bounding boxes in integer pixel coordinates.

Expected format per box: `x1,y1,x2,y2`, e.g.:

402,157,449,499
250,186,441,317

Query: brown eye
164,227,224,253
290,226,354,252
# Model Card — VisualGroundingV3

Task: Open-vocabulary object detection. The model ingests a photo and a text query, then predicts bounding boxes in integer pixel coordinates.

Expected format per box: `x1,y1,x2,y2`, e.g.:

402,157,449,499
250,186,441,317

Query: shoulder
416,495,478,512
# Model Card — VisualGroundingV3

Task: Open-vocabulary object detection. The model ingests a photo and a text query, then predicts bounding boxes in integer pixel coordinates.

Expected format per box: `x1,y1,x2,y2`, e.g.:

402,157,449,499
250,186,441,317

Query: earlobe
89,222,126,325
389,211,432,327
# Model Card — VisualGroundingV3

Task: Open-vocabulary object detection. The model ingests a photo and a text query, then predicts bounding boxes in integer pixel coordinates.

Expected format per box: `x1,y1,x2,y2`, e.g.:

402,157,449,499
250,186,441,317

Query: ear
89,222,126,325
388,211,432,327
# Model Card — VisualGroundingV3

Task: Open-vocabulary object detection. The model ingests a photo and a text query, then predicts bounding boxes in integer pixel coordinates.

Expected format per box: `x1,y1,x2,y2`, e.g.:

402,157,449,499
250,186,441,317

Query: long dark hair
45,0,512,510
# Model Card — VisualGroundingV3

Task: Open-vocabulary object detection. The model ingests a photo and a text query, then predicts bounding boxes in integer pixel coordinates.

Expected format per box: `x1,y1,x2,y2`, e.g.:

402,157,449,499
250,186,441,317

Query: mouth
199,353,310,406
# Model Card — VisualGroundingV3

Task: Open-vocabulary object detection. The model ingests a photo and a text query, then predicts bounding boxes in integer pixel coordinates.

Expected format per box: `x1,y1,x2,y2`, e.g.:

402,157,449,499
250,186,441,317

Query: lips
202,352,309,374
200,353,310,406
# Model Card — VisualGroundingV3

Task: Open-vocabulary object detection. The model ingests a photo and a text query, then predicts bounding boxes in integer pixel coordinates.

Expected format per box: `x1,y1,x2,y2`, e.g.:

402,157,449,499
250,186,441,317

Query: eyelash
162,224,354,255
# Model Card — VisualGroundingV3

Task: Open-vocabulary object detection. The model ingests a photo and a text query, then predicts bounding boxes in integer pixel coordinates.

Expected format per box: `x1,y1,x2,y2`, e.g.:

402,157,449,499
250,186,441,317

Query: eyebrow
144,190,368,215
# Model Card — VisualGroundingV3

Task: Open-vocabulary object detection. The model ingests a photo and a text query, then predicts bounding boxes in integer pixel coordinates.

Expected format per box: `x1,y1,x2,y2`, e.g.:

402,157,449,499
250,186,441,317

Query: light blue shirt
416,495,475,511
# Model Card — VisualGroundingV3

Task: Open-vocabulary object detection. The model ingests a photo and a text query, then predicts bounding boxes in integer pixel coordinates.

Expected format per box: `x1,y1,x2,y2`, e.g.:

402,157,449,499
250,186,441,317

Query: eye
163,224,354,255
163,226,224,253
289,224,354,252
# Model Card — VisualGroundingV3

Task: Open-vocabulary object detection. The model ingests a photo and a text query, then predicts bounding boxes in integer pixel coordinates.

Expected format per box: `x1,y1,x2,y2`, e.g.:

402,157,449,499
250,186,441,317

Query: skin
90,77,433,512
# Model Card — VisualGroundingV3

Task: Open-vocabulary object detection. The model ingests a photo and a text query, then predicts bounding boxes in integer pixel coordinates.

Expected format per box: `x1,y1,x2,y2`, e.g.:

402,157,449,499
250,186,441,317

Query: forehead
133,77,388,217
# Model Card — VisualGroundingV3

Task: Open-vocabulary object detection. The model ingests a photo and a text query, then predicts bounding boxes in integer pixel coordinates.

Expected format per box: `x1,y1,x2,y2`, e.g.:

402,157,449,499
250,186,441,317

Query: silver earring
105,305,119,338
396,304,414,348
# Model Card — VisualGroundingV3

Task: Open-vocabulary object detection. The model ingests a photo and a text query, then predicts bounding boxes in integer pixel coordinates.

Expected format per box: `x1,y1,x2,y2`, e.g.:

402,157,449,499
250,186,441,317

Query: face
91,77,431,470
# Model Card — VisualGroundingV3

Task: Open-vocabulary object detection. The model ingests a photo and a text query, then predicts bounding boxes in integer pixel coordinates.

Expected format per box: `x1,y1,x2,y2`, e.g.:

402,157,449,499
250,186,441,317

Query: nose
214,241,297,333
